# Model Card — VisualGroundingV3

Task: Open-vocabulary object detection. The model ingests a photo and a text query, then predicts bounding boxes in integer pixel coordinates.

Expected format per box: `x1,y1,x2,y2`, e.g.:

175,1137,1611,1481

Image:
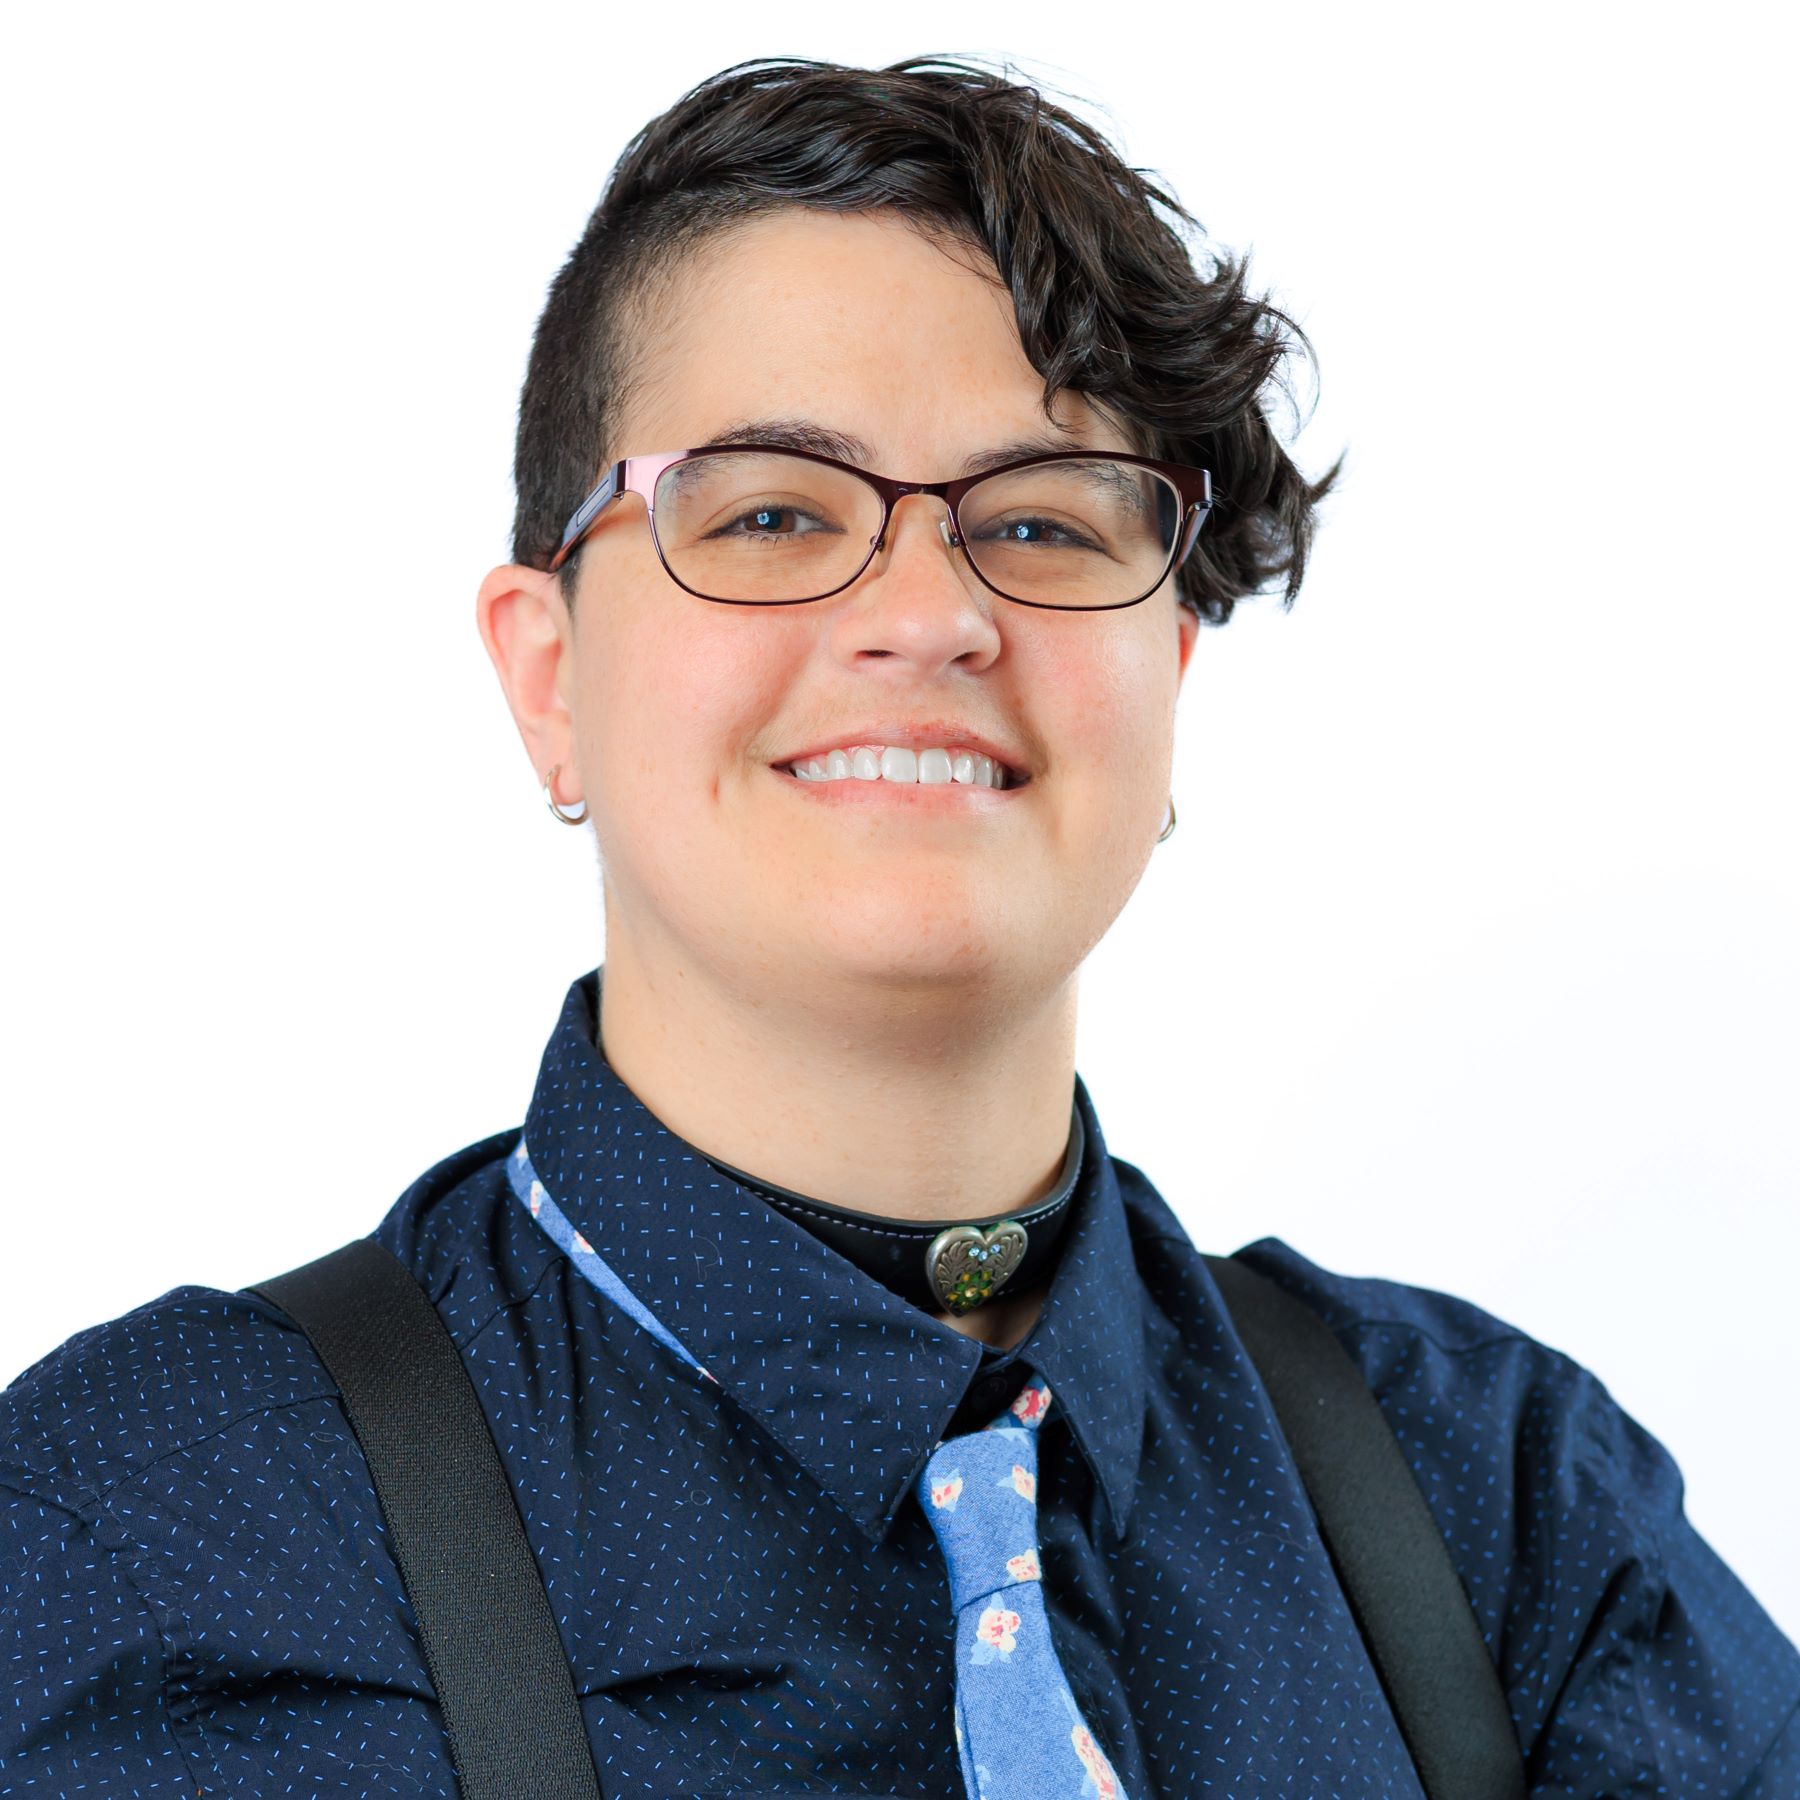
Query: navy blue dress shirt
4,967,1797,1797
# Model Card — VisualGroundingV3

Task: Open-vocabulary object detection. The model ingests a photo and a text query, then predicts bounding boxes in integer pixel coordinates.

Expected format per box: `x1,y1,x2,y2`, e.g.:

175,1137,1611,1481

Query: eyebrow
694,417,1097,479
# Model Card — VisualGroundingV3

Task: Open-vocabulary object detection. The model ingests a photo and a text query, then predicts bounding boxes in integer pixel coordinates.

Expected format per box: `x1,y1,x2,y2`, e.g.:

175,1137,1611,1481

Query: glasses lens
651,452,882,602
958,458,1182,608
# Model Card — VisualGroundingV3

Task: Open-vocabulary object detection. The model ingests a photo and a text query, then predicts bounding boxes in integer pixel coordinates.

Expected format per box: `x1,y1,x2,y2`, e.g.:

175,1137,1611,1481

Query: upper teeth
788,745,1012,788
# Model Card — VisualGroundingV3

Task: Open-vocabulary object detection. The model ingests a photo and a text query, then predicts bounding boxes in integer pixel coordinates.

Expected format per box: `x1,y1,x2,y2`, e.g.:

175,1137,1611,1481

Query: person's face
487,208,1198,1011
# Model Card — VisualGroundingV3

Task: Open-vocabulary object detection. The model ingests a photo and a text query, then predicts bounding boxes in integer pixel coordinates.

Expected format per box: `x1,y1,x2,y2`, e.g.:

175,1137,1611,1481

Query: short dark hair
512,56,1338,626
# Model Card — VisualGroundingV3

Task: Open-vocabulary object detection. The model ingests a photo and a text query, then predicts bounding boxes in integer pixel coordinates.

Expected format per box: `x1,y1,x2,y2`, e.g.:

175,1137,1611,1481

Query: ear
1174,600,1200,693
475,562,579,802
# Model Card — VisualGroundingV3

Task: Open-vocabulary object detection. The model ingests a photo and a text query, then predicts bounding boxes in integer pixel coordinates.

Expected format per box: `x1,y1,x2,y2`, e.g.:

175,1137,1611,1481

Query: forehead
616,208,1129,464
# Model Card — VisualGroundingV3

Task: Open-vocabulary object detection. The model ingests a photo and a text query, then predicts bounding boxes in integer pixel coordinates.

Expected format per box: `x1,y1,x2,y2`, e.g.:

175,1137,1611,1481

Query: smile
777,745,1026,790
774,756,1029,806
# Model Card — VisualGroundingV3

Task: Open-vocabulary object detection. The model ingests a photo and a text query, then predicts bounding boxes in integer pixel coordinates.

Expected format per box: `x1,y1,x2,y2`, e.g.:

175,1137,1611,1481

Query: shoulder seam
4,1223,562,1516
1,1390,351,1517
1161,1236,1558,1365
0,1470,93,1519
1330,1316,1541,1362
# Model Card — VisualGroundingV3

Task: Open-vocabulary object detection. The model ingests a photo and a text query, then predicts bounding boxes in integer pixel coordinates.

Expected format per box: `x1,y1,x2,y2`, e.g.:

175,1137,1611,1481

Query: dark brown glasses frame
546,443,1214,612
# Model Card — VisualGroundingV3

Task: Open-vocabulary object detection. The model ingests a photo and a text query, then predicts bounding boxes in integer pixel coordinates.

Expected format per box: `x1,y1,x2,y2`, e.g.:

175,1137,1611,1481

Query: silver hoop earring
542,763,589,826
1156,796,1176,844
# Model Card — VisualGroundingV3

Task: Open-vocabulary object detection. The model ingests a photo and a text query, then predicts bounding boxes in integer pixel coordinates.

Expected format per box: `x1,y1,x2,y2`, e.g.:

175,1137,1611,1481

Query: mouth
773,743,1031,793
766,756,1036,806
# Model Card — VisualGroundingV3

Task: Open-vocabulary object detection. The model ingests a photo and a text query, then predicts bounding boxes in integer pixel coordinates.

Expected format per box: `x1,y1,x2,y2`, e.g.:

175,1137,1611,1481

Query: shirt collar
520,967,1149,1545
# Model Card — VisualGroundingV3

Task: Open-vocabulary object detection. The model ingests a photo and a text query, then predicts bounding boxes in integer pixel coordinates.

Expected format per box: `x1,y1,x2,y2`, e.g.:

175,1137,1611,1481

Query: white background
3,2,1794,1643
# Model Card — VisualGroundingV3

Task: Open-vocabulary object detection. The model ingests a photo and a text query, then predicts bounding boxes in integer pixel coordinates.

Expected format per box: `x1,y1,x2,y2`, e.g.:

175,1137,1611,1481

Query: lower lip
770,766,1026,808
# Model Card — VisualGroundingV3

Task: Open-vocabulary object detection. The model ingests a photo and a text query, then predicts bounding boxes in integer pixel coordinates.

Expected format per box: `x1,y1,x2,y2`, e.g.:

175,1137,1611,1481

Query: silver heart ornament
926,1220,1029,1314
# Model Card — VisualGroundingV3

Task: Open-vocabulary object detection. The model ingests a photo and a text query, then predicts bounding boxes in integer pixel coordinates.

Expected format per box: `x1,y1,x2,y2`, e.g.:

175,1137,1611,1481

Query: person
2,54,1795,1799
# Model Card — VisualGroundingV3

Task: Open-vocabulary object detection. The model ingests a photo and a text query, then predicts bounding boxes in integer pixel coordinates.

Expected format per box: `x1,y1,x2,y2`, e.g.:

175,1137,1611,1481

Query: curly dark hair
512,56,1338,626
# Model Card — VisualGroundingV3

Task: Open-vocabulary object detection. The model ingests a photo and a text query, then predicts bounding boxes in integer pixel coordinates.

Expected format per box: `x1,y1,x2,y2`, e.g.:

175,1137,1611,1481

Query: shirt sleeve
0,1477,207,1795
1514,1361,1800,1797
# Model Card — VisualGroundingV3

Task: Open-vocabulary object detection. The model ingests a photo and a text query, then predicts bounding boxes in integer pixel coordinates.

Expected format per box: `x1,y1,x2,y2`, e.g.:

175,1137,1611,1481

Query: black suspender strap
244,1234,1523,1800
246,1239,604,1800
1204,1254,1527,1800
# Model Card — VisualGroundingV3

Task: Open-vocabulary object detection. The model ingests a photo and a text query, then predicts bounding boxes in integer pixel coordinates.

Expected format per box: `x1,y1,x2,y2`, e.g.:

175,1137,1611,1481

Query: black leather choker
701,1104,1084,1315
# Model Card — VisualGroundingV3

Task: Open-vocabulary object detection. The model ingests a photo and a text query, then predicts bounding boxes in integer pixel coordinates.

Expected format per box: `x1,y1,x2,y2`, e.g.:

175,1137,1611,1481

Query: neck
595,931,1079,1228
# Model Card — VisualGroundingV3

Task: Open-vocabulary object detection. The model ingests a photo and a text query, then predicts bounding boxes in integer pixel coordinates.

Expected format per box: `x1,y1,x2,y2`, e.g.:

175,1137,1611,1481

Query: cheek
578,597,799,814
1036,624,1176,793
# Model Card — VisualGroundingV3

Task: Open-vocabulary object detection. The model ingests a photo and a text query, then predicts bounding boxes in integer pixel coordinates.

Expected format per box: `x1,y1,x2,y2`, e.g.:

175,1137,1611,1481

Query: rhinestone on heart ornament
926,1220,1029,1314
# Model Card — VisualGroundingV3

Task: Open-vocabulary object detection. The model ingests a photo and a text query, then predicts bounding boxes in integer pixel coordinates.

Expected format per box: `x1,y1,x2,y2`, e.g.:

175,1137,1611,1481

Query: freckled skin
477,209,1198,1243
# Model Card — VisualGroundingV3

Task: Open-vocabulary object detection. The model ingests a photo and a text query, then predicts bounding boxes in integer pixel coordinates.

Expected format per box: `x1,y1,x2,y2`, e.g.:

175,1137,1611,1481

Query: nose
828,491,1000,676
867,489,961,557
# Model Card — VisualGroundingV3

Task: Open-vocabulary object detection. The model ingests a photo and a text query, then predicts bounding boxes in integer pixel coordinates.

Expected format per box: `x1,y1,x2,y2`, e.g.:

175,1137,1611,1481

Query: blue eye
980,515,1095,549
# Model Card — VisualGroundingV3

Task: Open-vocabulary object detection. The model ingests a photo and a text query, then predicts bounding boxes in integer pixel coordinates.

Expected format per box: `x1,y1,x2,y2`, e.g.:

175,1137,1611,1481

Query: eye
974,514,1100,550
711,502,829,540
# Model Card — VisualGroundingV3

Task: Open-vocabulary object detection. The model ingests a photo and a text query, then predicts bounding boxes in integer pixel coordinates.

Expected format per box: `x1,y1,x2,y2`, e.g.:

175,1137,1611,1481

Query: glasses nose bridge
874,478,962,552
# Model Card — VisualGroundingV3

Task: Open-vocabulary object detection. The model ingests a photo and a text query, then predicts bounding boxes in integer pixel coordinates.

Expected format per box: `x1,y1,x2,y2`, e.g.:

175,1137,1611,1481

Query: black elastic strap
1204,1254,1526,1800
247,1239,604,1800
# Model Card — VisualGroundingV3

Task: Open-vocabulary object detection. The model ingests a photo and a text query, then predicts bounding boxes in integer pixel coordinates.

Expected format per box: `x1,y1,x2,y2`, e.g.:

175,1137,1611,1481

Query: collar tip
855,1509,899,1549
1105,1496,1136,1545
1100,1461,1142,1545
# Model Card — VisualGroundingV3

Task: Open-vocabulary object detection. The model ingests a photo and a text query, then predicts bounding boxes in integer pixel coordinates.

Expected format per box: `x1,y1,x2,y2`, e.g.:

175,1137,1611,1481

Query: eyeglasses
546,443,1213,611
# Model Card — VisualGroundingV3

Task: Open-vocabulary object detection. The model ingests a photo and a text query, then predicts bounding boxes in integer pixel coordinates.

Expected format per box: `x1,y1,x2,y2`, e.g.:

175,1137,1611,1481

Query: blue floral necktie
915,1373,1129,1800
507,1141,1131,1795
